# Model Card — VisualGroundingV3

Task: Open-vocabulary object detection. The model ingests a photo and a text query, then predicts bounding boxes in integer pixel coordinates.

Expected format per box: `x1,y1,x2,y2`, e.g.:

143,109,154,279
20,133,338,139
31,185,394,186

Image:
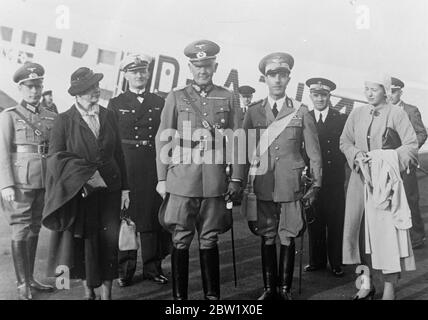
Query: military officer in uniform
0,62,56,299
242,53,322,300
391,77,427,249
235,85,256,128
155,40,243,300
40,90,58,114
108,54,170,286
304,78,347,277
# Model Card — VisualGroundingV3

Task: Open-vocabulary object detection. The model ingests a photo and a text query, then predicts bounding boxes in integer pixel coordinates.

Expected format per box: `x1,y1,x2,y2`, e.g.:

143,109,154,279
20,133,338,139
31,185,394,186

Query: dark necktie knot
370,109,380,117
272,103,278,118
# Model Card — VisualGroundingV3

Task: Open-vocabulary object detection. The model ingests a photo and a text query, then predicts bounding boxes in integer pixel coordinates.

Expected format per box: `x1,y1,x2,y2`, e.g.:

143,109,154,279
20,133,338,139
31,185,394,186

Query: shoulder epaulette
247,99,263,108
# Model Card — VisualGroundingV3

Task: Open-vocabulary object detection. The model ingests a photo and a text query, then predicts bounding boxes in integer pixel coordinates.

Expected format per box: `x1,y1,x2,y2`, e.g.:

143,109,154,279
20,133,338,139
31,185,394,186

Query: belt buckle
37,144,48,155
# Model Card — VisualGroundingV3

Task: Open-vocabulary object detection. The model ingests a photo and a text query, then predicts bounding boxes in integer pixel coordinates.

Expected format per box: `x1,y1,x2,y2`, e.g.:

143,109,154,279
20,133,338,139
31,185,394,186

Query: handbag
81,170,107,198
118,209,140,251
382,127,402,150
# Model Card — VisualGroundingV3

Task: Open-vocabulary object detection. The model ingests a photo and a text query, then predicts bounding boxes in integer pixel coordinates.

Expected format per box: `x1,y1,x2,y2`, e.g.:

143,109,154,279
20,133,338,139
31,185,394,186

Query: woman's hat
365,74,392,98
68,67,104,96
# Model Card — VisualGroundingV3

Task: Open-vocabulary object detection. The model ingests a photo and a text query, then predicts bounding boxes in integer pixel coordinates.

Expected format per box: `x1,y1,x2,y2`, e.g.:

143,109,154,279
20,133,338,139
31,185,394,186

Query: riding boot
11,240,32,300
27,236,54,292
172,247,189,300
258,238,277,300
200,246,220,300
278,240,296,300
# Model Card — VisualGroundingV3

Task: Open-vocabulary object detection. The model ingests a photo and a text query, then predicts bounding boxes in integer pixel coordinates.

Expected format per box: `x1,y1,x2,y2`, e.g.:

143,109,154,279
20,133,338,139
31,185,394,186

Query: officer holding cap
0,62,56,299
242,53,322,300
391,77,427,249
108,54,170,286
235,85,256,127
155,40,243,300
304,77,347,277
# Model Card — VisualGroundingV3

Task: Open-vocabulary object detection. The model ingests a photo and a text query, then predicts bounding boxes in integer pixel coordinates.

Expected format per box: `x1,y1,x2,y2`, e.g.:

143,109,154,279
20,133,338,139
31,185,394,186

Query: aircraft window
46,36,62,53
97,49,116,65
21,31,37,47
72,41,88,58
1,26,13,42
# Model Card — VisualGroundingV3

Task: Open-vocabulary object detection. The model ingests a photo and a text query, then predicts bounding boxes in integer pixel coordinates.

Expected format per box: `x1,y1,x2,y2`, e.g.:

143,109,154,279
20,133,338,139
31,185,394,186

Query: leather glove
1,187,15,202
302,186,320,208
121,190,130,209
248,221,259,236
224,181,241,202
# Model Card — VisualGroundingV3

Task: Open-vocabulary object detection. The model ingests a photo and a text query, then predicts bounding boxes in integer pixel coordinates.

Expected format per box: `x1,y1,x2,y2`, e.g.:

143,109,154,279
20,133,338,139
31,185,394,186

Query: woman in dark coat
42,67,130,300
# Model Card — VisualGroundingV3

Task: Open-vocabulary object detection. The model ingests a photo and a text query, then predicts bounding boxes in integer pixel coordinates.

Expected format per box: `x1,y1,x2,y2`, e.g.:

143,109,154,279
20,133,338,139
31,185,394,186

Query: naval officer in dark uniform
391,77,427,249
304,77,347,277
235,85,256,128
156,40,243,300
0,63,56,299
108,54,170,286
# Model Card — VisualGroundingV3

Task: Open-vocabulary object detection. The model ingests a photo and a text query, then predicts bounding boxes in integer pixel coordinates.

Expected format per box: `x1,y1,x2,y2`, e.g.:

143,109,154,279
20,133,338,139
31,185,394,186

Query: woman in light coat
340,75,418,300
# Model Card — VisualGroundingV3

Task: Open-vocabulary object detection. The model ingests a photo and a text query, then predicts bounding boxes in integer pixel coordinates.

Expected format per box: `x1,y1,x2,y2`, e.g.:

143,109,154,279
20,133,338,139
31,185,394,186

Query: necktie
318,113,323,124
272,103,278,118
83,109,100,138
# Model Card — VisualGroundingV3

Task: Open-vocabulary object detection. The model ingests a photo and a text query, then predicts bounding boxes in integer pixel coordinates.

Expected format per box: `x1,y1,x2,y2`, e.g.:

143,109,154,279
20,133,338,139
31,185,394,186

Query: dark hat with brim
42,90,52,96
306,77,336,93
238,85,255,96
68,67,104,96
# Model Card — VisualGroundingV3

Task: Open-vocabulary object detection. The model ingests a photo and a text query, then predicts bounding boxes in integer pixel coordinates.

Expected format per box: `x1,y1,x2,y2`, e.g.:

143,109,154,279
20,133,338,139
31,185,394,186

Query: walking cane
225,164,238,287
227,200,238,287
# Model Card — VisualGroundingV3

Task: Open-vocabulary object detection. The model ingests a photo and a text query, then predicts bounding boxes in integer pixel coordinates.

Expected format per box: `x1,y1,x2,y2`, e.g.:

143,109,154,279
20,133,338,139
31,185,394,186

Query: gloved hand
224,181,241,202
1,187,15,202
121,190,130,209
302,186,320,208
156,181,167,199
248,221,259,236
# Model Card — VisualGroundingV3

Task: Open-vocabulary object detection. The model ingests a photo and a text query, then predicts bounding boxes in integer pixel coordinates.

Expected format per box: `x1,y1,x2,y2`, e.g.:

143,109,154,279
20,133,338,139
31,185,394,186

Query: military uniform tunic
0,102,56,240
156,84,243,249
242,97,322,245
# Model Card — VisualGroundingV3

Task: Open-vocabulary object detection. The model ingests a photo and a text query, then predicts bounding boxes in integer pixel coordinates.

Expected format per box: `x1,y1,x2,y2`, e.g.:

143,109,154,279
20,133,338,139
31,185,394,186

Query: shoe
351,288,376,300
29,279,54,292
304,264,326,272
144,274,168,284
331,267,344,278
117,278,131,287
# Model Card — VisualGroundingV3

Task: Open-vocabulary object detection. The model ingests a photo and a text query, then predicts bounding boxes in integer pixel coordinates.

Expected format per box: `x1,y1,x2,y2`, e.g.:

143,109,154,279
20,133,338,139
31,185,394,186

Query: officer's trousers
0,188,44,241
256,200,304,245
162,194,231,250
402,169,426,245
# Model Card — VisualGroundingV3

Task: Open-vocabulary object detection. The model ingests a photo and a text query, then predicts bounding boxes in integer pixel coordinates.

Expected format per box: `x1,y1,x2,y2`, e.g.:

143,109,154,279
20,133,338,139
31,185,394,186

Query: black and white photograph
0,0,427,307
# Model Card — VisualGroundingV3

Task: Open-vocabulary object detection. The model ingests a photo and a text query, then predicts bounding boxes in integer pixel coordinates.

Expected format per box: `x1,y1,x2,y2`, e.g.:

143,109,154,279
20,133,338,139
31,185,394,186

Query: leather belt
121,139,153,147
12,144,49,155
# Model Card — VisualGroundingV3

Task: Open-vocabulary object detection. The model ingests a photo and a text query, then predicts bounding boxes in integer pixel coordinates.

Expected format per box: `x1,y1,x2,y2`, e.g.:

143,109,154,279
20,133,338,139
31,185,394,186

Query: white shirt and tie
267,96,287,117
129,88,146,104
314,108,329,124
76,102,100,138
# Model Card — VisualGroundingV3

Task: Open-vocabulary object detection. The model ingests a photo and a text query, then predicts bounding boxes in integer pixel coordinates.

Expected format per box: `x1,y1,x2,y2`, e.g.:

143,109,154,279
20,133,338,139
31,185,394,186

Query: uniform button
275,146,279,150
135,135,139,139
327,150,331,154
149,126,152,130
328,160,332,164
134,126,138,130
149,135,153,138
327,140,331,143
186,108,190,111
203,102,207,106
149,118,152,121
149,109,152,112
203,112,208,116
103,227,107,231
136,144,140,148
132,110,136,113
275,157,279,161
221,119,225,123
367,136,371,139
220,107,224,111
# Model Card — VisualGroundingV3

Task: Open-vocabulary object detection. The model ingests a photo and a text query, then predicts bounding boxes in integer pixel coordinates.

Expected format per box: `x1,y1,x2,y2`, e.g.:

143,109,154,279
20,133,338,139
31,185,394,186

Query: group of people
0,38,426,301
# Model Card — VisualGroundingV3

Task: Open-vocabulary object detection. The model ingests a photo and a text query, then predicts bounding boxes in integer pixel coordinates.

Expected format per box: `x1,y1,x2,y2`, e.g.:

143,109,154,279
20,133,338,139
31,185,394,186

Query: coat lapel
275,98,295,121
70,104,98,143
263,98,275,124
